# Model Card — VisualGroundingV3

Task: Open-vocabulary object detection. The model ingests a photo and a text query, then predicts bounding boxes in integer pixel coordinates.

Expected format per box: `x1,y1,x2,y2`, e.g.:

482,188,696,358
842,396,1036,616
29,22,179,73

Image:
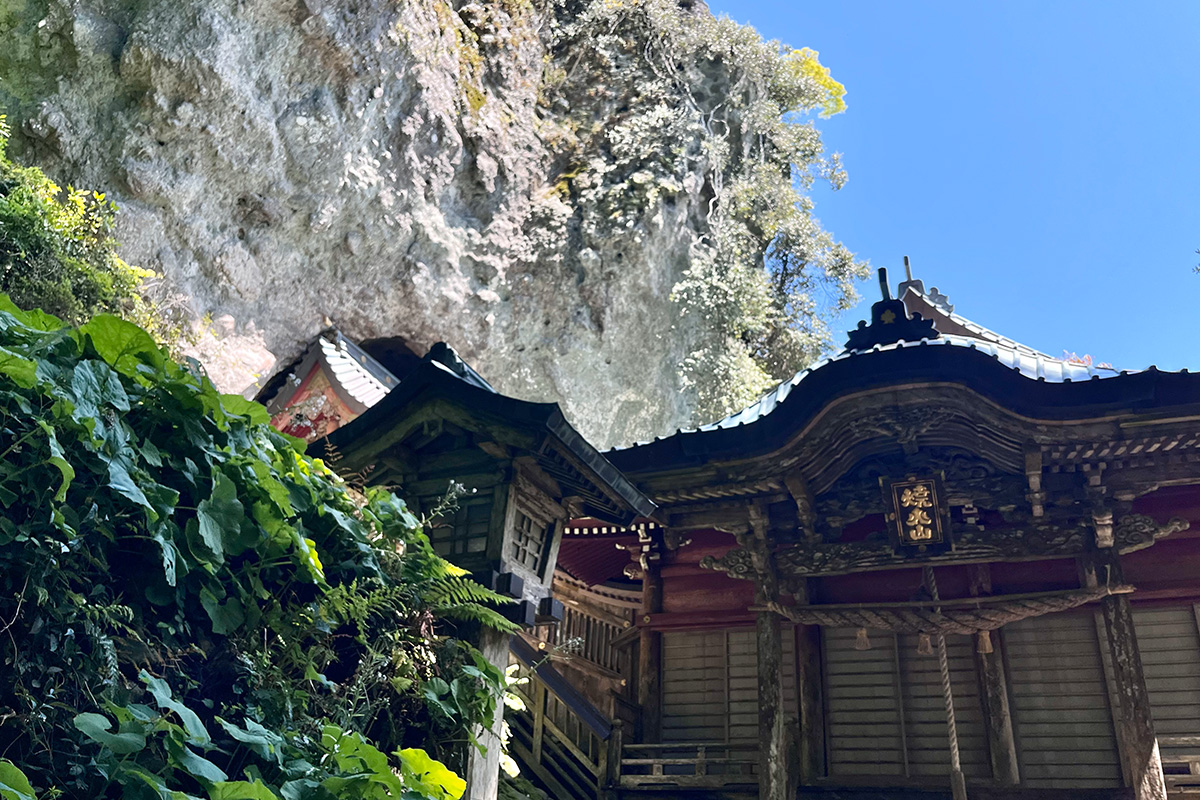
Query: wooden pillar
464,626,510,799
748,506,790,800
598,719,623,800
1081,549,1167,800
968,565,1020,785
757,591,788,800
793,579,826,785
637,552,663,742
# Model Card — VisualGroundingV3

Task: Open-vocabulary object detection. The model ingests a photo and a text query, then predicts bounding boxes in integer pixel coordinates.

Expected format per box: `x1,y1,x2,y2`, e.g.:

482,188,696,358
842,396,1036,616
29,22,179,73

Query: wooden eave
319,361,658,526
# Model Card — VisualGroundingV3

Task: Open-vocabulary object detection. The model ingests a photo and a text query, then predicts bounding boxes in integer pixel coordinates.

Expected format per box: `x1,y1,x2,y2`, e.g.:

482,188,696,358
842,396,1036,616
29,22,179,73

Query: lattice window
424,494,493,559
510,510,551,573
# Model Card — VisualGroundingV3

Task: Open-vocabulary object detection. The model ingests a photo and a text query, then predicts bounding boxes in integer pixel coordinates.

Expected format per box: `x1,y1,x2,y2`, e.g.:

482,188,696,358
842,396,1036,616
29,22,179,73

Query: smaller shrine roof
258,328,399,416
318,334,396,409
322,340,659,525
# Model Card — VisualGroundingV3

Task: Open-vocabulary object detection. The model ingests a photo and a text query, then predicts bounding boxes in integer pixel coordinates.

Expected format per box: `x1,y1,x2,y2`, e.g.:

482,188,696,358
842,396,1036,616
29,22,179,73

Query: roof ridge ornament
896,255,954,312
845,265,939,352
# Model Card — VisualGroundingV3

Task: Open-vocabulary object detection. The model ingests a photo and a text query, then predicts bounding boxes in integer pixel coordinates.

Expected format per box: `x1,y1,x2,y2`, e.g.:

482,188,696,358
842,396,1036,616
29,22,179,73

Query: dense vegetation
0,116,163,332
542,0,868,419
0,300,515,799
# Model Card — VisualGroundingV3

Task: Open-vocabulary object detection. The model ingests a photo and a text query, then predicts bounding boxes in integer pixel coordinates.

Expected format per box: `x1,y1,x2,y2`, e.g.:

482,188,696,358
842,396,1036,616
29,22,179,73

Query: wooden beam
637,552,663,743
1081,549,1168,800
968,564,1020,785
793,580,826,786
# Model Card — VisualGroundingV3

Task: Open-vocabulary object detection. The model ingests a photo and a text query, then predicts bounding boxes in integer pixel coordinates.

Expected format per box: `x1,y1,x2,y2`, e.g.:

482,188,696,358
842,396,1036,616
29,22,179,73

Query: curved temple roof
607,271,1196,469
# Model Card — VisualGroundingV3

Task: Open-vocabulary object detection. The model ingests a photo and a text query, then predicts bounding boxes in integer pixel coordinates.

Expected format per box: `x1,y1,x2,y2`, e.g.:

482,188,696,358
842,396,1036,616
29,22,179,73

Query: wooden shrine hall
269,266,1200,800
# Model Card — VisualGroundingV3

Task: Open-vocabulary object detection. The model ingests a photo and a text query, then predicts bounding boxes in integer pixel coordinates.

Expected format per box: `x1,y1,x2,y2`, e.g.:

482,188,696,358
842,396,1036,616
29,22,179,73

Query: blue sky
708,1,1200,371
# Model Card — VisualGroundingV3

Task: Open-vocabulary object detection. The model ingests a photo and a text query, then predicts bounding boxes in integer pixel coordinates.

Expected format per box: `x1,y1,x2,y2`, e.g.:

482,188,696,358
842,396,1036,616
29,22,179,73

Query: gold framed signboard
881,473,953,556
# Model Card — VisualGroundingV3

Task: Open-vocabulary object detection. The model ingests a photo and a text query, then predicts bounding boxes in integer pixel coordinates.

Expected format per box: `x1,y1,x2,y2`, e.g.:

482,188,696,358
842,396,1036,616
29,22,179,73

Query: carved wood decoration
762,584,1135,635
699,515,1190,580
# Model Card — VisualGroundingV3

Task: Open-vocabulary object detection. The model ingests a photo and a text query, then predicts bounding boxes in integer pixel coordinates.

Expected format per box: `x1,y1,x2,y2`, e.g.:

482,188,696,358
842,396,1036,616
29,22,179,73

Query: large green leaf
219,394,270,425
80,314,164,378
200,588,245,635
168,741,228,784
0,347,37,389
0,294,64,332
208,780,280,800
108,453,153,513
141,671,210,745
71,360,130,423
215,718,284,765
196,470,243,563
398,748,465,800
37,420,74,502
0,760,36,800
73,712,147,754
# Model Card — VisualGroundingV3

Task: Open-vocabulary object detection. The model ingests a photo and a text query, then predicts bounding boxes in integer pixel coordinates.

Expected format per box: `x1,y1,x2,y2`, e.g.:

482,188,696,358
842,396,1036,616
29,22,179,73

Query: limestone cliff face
1,0,704,448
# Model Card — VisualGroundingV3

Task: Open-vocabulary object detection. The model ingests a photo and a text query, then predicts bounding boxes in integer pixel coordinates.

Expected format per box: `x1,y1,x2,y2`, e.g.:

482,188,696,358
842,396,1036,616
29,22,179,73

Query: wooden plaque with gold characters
881,474,953,556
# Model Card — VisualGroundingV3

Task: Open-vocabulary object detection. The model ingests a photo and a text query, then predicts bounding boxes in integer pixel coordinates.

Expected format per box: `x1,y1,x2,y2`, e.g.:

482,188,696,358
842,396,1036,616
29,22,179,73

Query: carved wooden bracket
699,515,1190,580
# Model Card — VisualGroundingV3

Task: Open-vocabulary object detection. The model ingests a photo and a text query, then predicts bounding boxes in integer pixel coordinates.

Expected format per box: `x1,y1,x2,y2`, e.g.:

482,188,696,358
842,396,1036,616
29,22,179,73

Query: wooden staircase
508,637,622,800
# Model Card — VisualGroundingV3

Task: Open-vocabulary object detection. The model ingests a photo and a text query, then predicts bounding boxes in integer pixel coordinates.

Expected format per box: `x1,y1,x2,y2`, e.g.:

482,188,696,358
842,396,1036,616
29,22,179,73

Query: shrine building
265,266,1200,800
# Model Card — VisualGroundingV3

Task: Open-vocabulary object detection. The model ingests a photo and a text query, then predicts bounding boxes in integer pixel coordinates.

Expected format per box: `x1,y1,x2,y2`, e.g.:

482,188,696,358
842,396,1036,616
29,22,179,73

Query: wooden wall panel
896,634,990,780
661,628,797,745
823,627,906,777
1004,612,1122,788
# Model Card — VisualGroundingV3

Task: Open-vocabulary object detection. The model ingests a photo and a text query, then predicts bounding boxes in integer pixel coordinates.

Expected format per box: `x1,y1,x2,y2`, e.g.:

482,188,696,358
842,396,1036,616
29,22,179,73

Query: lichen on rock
0,0,864,447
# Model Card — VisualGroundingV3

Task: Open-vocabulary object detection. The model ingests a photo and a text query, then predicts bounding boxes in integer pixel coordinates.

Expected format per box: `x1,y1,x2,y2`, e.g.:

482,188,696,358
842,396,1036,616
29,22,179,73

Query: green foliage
0,117,164,333
0,301,508,798
540,1,869,420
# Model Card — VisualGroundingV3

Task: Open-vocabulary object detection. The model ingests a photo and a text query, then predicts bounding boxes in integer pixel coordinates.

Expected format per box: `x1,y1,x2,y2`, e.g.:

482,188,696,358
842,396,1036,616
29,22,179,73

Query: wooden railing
1160,735,1200,794
617,742,759,790
507,638,623,800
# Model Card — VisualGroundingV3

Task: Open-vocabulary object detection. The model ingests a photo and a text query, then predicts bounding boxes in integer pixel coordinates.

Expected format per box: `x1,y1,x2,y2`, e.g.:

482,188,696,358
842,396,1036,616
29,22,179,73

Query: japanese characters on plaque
881,474,953,555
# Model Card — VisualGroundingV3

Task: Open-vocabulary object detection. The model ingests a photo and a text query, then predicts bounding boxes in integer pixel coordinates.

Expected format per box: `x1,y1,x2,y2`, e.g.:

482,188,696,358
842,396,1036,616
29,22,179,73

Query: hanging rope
762,584,1133,634
926,566,967,800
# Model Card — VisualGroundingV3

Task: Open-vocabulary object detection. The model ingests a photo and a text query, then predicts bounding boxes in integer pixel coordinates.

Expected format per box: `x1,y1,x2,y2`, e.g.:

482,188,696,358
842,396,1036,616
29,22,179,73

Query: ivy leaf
200,588,245,636
216,718,284,765
277,780,320,800
37,421,74,502
108,453,153,514
71,360,130,425
0,348,37,389
0,759,37,800
168,740,228,784
73,712,147,754
398,748,465,800
207,780,281,800
80,314,164,379
219,394,270,425
0,295,64,332
196,470,243,563
141,671,210,745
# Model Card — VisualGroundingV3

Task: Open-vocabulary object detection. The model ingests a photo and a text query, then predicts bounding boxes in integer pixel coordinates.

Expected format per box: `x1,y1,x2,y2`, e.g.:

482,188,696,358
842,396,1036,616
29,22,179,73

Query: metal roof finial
878,267,892,301
904,255,913,282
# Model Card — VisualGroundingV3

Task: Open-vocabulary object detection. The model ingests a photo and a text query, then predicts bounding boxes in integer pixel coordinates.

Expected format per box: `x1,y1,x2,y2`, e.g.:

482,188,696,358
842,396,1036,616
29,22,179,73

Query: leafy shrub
0,300,513,798
0,116,162,332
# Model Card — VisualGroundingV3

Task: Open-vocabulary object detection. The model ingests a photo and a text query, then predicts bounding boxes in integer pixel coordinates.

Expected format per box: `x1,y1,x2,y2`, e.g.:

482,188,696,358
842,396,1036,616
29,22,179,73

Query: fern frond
423,576,514,609
437,603,519,634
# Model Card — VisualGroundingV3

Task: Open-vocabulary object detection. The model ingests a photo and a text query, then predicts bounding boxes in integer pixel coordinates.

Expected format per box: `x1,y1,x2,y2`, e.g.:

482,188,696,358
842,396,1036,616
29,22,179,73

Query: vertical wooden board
823,627,906,777
1125,606,1200,761
1004,613,1122,788
896,634,991,779
728,628,760,743
662,630,728,742
661,625,799,746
